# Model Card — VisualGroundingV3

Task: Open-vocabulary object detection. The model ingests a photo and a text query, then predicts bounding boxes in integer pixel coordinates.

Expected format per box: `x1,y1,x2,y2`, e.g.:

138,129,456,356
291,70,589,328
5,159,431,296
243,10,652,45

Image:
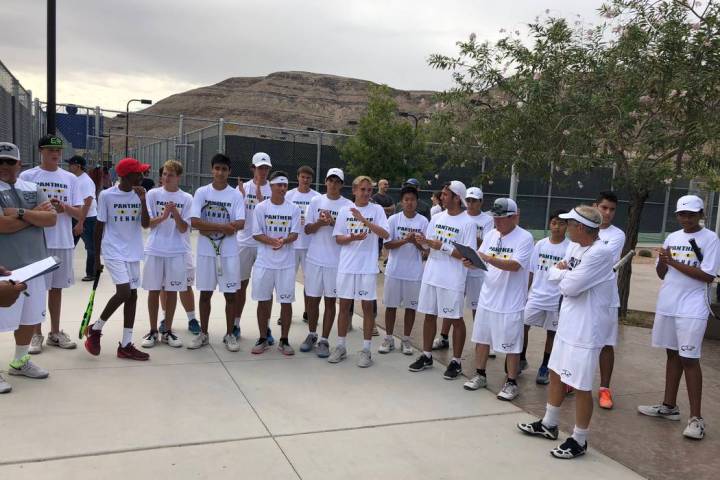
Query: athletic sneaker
188,319,201,335
251,338,270,355
302,311,308,323
162,331,183,348
372,325,380,336
316,340,331,358
141,331,159,348
683,416,705,440
463,374,487,391
519,359,529,372
0,374,11,393
378,337,395,354
517,419,559,440
84,325,102,356
279,340,295,356
408,354,433,372
637,403,681,421
117,343,150,361
29,334,44,354
81,275,95,282
47,331,77,349
536,366,550,385
223,334,240,352
266,328,275,346
187,332,209,350
550,437,587,459
401,339,413,355
489,348,496,358
276,317,282,326
159,320,167,334
232,325,241,339
598,387,614,409
497,382,519,401
299,334,318,353
357,349,373,368
431,336,449,350
8,355,49,378
443,360,462,380
328,345,347,363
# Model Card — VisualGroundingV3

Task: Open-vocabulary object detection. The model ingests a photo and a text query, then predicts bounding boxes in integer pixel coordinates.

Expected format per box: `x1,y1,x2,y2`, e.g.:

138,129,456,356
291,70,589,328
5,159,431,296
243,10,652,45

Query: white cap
676,195,704,213
0,142,21,162
252,152,272,168
466,187,483,200
326,167,344,182
489,198,518,218
559,208,601,228
447,180,467,207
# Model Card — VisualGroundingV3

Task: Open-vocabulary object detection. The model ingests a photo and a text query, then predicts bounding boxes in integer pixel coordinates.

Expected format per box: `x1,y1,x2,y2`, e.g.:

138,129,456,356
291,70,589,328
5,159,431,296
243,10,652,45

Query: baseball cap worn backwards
448,180,468,208
490,198,518,217
38,134,64,150
115,157,150,177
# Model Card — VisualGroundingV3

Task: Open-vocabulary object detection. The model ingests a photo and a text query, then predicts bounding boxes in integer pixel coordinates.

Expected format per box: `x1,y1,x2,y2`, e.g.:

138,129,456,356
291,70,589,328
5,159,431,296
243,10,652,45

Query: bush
638,249,653,258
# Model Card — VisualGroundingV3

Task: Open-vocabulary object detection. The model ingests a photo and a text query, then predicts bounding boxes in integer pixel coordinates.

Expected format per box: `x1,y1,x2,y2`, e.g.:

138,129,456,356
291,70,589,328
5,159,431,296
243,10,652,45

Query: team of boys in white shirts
3,140,716,457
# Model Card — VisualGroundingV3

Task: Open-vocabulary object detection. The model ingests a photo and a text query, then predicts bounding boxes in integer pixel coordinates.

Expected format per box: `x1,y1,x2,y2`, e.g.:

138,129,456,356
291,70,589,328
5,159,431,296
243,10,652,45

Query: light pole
125,98,152,156
306,127,338,189
281,130,309,163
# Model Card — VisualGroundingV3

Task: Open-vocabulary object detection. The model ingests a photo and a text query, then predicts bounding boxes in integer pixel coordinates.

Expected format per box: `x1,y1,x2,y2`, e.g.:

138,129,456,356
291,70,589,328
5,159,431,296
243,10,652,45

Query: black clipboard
452,242,488,271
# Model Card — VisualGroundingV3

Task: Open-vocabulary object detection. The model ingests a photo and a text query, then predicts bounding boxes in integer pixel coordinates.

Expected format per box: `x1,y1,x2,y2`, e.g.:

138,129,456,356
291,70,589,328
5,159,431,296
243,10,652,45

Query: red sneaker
84,324,102,356
117,343,150,361
598,387,614,409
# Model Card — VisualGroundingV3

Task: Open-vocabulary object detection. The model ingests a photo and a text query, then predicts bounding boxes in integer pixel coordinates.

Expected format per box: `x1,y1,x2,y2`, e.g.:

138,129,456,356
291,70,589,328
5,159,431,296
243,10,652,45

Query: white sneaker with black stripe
637,403,680,421
517,419,559,440
550,437,587,459
683,416,705,440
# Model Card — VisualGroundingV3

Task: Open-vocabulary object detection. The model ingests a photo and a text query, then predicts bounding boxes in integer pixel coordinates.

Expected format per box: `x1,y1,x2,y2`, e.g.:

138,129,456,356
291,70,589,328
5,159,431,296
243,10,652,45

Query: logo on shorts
280,294,292,300
130,278,139,285
410,301,418,307
552,320,558,327
359,290,369,296
332,289,337,294
560,369,572,378
501,342,515,350
225,282,238,289
680,345,696,352
442,307,455,314
170,281,183,287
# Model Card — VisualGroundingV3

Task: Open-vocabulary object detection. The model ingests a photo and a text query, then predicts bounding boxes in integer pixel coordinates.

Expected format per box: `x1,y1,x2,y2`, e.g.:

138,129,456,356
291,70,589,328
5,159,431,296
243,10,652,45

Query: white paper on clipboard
452,242,488,271
7,256,61,283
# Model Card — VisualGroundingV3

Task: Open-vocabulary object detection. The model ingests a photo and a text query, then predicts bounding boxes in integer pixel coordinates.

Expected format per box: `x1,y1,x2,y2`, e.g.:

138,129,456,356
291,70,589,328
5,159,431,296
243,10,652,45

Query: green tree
429,0,720,314
339,85,431,185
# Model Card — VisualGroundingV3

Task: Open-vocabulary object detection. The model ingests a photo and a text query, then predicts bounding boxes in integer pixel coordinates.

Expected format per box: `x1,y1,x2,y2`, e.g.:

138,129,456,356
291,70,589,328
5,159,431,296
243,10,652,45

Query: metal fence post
544,161,554,236
315,132,322,190
218,118,225,154
509,162,519,200
95,106,101,161
660,186,670,238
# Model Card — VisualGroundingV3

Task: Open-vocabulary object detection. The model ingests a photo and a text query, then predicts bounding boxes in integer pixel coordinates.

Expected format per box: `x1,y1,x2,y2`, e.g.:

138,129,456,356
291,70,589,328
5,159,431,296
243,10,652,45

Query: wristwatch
17,208,25,220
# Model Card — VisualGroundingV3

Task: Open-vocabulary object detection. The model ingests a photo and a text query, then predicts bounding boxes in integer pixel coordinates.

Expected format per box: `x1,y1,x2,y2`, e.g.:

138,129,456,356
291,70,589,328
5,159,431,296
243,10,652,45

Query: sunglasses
0,158,19,166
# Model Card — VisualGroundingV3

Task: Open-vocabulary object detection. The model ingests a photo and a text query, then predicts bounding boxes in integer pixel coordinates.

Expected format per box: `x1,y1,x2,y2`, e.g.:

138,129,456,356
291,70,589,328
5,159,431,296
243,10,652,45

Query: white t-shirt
97,186,145,262
384,212,429,282
333,203,389,275
286,187,320,250
549,240,616,348
236,180,272,247
655,228,720,319
305,194,353,268
525,237,571,311
477,226,534,313
430,205,442,216
19,166,82,249
598,224,624,308
252,198,302,270
190,184,245,257
144,187,193,257
421,211,476,293
467,212,495,279
76,172,97,218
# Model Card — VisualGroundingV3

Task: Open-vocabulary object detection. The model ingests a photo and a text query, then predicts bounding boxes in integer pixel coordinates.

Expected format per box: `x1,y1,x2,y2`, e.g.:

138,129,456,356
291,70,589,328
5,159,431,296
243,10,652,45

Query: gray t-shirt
0,178,49,269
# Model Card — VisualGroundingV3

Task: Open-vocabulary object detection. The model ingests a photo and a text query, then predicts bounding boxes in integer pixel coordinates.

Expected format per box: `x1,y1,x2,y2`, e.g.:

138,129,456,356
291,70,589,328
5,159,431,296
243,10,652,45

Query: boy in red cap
84,158,151,360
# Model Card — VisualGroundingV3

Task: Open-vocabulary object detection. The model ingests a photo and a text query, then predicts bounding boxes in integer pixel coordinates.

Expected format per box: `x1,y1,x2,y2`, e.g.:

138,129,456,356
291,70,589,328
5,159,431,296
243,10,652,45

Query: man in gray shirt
0,142,57,394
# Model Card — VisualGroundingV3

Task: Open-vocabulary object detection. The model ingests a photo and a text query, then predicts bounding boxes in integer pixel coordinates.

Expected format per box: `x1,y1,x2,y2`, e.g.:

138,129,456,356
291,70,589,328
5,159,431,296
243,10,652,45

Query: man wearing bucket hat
638,195,719,440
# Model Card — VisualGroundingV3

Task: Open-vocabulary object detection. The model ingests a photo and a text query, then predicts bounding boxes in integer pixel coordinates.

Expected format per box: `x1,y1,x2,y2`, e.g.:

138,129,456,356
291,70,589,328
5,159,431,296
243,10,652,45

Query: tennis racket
613,250,636,272
201,203,230,277
79,271,101,339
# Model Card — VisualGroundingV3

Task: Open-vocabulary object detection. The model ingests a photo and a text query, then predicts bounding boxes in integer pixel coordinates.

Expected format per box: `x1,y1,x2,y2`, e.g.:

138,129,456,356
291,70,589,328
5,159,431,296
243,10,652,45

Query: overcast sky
2,0,602,111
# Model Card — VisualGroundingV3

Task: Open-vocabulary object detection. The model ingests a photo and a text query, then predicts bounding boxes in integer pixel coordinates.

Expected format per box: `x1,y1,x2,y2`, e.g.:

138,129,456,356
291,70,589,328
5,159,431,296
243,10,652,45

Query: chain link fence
0,60,37,167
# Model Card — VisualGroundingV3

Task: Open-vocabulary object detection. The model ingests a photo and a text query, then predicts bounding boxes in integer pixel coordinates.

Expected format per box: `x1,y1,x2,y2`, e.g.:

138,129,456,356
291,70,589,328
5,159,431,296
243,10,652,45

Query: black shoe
409,354,433,372
443,360,462,380
276,318,282,326
302,311,308,323
550,437,587,459
517,420,559,440
81,275,95,282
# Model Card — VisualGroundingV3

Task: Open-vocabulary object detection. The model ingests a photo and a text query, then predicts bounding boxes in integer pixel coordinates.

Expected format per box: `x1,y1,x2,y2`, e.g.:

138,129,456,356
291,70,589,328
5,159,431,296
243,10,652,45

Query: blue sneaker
159,320,167,334
232,325,241,339
188,319,201,335
536,365,550,385
266,327,275,346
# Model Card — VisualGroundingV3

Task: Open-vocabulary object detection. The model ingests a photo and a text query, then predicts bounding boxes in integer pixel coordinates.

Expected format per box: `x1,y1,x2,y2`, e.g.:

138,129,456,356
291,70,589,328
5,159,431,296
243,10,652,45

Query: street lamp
306,127,338,189
125,98,152,156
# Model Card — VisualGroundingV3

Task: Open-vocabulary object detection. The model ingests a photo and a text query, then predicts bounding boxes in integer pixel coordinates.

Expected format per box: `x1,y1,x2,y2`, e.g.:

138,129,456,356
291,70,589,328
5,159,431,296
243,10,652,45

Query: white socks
92,319,106,331
187,310,196,321
452,357,461,364
385,334,393,341
320,336,328,343
234,317,241,327
337,336,347,347
121,328,133,347
572,426,589,446
402,335,410,341
542,403,561,428
308,332,318,338
362,339,372,351
423,351,432,358
160,309,166,321
14,345,29,361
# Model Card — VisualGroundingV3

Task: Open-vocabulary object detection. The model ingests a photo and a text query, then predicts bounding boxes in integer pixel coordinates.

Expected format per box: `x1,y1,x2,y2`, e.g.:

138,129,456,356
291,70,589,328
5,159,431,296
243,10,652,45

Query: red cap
116,157,150,177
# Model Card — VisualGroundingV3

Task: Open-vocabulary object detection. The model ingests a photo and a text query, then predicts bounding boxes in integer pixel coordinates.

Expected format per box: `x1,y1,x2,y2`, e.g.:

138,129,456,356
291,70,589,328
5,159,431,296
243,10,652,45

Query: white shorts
384,277,421,309
0,277,46,332
523,307,559,332
142,255,187,291
304,262,338,298
548,337,601,391
196,255,240,293
601,307,619,346
336,272,377,301
652,314,706,359
295,249,307,274
45,248,75,289
472,307,524,354
417,283,464,318
464,275,483,310
184,252,195,287
251,266,296,303
104,259,141,289
238,246,257,282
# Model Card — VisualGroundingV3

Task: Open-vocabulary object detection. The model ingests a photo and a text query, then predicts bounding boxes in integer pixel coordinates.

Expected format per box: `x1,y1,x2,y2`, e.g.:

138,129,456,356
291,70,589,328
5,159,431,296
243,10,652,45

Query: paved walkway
0,245,643,479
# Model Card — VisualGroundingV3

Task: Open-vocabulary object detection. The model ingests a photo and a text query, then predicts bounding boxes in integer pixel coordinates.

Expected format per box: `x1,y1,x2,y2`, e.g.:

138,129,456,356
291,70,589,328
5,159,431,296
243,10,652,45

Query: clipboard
452,242,488,271
7,256,62,283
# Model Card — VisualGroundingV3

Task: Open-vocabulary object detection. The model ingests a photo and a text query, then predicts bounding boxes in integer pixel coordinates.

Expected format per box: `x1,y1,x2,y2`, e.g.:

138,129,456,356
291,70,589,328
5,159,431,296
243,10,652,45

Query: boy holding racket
189,154,245,351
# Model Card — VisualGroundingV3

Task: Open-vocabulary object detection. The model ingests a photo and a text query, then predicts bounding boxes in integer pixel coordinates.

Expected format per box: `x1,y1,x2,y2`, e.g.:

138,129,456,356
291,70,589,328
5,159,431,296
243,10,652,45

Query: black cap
38,134,64,150
67,155,86,167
